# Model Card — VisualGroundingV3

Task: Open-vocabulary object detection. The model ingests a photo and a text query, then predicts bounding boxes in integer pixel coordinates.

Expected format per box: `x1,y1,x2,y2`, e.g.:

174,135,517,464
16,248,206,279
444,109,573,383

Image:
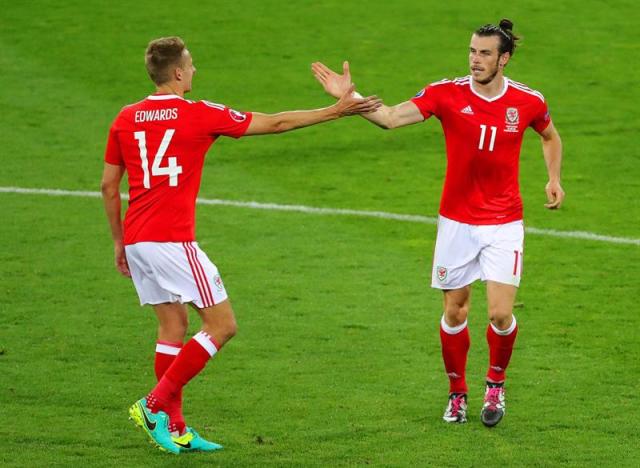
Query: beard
474,58,501,85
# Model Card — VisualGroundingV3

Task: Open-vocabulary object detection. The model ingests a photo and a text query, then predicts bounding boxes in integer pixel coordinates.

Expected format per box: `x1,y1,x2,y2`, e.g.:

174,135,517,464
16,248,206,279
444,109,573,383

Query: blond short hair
145,36,187,85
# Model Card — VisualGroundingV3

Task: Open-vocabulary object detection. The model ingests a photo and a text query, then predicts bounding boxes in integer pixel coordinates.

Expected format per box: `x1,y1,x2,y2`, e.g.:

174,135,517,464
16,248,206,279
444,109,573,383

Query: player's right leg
431,216,482,423
440,287,471,423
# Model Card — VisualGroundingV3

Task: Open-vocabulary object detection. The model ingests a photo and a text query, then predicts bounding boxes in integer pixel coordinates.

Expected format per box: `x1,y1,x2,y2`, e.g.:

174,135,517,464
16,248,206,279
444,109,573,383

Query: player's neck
471,74,505,99
156,82,184,98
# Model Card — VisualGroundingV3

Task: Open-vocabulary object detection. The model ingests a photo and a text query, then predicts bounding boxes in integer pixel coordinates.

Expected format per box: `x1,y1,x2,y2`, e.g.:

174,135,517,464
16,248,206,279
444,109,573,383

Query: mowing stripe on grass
2,186,638,246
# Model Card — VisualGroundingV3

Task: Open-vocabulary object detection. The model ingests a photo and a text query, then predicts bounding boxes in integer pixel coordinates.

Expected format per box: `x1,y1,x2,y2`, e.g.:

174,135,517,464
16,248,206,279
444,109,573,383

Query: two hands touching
312,61,381,117
312,61,354,100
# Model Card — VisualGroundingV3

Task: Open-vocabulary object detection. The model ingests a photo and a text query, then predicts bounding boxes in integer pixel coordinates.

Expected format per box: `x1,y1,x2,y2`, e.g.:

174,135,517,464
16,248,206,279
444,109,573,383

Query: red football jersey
104,94,253,244
411,76,551,225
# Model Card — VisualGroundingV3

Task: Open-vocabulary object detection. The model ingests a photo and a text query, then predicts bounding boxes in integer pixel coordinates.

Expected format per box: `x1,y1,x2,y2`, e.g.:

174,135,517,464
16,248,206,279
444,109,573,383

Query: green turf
1,1,639,466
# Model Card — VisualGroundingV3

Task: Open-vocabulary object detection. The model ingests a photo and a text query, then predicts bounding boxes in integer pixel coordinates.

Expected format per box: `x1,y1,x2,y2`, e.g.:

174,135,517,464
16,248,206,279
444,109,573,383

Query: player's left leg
478,221,523,427
481,281,519,427
153,303,189,435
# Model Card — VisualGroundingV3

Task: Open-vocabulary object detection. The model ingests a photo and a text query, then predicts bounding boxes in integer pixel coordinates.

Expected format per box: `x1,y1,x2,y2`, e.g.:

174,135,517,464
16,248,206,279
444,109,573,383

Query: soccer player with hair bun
313,18,564,427
101,36,381,454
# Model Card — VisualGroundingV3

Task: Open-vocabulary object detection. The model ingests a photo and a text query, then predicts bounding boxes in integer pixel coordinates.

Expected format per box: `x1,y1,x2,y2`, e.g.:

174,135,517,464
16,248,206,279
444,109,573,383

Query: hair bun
499,18,514,31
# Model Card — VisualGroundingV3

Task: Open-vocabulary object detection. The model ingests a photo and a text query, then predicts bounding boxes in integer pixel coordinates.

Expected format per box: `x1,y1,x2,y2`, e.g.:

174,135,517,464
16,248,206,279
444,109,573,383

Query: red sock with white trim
154,341,186,434
486,316,518,383
146,331,220,413
440,316,470,395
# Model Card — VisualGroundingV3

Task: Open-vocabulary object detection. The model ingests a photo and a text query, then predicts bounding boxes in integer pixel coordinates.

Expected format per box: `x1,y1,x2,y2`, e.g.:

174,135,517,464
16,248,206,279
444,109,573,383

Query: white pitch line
1,186,638,246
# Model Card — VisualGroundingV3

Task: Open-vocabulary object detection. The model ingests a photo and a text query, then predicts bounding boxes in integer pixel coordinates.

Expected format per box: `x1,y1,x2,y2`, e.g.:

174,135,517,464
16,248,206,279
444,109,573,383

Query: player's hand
544,180,565,209
334,84,382,116
114,240,131,277
312,61,353,99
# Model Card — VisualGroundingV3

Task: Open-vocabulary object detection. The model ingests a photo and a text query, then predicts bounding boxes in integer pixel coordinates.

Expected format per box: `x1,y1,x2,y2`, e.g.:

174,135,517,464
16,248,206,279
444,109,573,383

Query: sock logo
447,372,461,379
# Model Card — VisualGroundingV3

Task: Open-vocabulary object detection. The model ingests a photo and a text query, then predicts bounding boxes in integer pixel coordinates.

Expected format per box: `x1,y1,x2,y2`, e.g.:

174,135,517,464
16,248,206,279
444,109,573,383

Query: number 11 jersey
104,94,253,245
411,76,551,225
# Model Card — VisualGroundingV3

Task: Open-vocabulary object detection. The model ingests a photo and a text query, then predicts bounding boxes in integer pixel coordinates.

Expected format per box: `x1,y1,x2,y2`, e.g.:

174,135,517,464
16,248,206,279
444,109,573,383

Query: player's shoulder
115,98,146,116
191,99,231,117
416,76,470,97
506,78,546,103
194,100,250,124
428,76,470,89
195,99,227,110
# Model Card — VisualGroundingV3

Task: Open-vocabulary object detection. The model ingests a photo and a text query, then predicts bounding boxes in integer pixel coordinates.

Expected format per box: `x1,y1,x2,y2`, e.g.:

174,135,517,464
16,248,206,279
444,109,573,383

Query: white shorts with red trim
125,241,228,309
431,215,524,289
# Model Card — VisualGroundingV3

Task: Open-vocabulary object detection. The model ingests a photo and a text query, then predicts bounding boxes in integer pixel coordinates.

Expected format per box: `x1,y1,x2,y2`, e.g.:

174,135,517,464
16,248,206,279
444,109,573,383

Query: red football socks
440,316,470,394
154,340,185,434
147,331,220,415
486,316,518,383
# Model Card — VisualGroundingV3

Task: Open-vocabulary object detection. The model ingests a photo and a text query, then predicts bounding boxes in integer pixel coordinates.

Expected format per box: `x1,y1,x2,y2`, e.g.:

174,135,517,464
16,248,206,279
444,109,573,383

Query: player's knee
225,315,238,340
489,310,512,330
444,304,469,326
202,314,237,343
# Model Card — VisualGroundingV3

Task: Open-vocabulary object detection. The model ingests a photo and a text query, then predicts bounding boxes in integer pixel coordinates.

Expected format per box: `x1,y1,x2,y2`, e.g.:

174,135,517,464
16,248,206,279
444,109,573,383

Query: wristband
352,91,364,99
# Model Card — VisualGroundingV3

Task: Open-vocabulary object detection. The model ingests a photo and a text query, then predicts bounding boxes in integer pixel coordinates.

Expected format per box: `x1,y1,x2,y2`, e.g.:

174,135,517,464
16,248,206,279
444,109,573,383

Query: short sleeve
197,101,253,139
530,99,551,133
104,123,124,165
410,84,443,120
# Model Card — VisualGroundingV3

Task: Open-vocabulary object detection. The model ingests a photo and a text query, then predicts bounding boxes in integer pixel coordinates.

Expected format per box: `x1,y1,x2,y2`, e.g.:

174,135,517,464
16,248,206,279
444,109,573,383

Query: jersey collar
147,94,184,101
469,76,508,103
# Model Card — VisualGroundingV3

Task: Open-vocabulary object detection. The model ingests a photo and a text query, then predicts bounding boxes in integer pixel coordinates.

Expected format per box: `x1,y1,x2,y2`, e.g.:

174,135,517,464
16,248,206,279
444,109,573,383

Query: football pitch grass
1,1,639,466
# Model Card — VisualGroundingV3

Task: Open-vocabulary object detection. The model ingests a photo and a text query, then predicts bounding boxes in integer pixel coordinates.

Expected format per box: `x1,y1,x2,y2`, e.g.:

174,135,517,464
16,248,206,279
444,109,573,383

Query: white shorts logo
213,274,224,292
437,266,448,282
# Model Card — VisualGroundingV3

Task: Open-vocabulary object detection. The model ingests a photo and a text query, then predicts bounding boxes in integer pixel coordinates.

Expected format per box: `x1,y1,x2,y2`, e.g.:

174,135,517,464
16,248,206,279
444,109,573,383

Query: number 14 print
134,129,183,188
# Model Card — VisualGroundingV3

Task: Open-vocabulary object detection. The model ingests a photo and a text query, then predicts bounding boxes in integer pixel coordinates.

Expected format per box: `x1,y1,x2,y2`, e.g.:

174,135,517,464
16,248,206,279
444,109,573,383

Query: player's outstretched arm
101,162,131,277
244,85,381,136
539,122,565,209
311,61,423,129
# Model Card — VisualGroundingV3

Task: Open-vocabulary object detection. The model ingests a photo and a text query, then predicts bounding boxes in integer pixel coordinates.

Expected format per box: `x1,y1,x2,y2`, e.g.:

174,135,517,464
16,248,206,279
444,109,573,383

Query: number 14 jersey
104,94,253,245
411,76,551,225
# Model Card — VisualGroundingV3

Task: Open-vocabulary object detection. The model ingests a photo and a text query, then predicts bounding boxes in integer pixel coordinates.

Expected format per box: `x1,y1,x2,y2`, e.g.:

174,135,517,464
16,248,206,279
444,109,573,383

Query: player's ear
174,65,183,82
499,52,510,68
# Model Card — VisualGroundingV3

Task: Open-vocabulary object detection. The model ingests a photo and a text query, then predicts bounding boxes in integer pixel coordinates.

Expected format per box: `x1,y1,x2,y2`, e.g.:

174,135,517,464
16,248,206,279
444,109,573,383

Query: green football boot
128,398,180,454
172,427,223,452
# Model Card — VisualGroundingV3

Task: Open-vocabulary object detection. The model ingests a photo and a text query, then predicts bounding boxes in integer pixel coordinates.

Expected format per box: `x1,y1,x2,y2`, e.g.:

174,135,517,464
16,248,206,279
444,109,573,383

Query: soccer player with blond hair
102,36,381,453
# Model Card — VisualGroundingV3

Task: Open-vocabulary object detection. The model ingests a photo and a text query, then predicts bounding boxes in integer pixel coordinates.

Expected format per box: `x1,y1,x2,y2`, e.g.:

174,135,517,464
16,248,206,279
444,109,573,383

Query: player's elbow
380,110,399,130
271,119,290,134
380,120,396,130
100,180,119,198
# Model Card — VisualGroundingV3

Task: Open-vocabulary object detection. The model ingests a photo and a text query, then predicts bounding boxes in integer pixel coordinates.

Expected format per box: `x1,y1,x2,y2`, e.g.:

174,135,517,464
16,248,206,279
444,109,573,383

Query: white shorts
125,241,228,309
431,215,524,289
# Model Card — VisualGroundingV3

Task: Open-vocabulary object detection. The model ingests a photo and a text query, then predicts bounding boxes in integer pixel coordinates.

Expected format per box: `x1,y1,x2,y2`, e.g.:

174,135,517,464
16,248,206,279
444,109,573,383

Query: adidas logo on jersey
460,105,474,115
